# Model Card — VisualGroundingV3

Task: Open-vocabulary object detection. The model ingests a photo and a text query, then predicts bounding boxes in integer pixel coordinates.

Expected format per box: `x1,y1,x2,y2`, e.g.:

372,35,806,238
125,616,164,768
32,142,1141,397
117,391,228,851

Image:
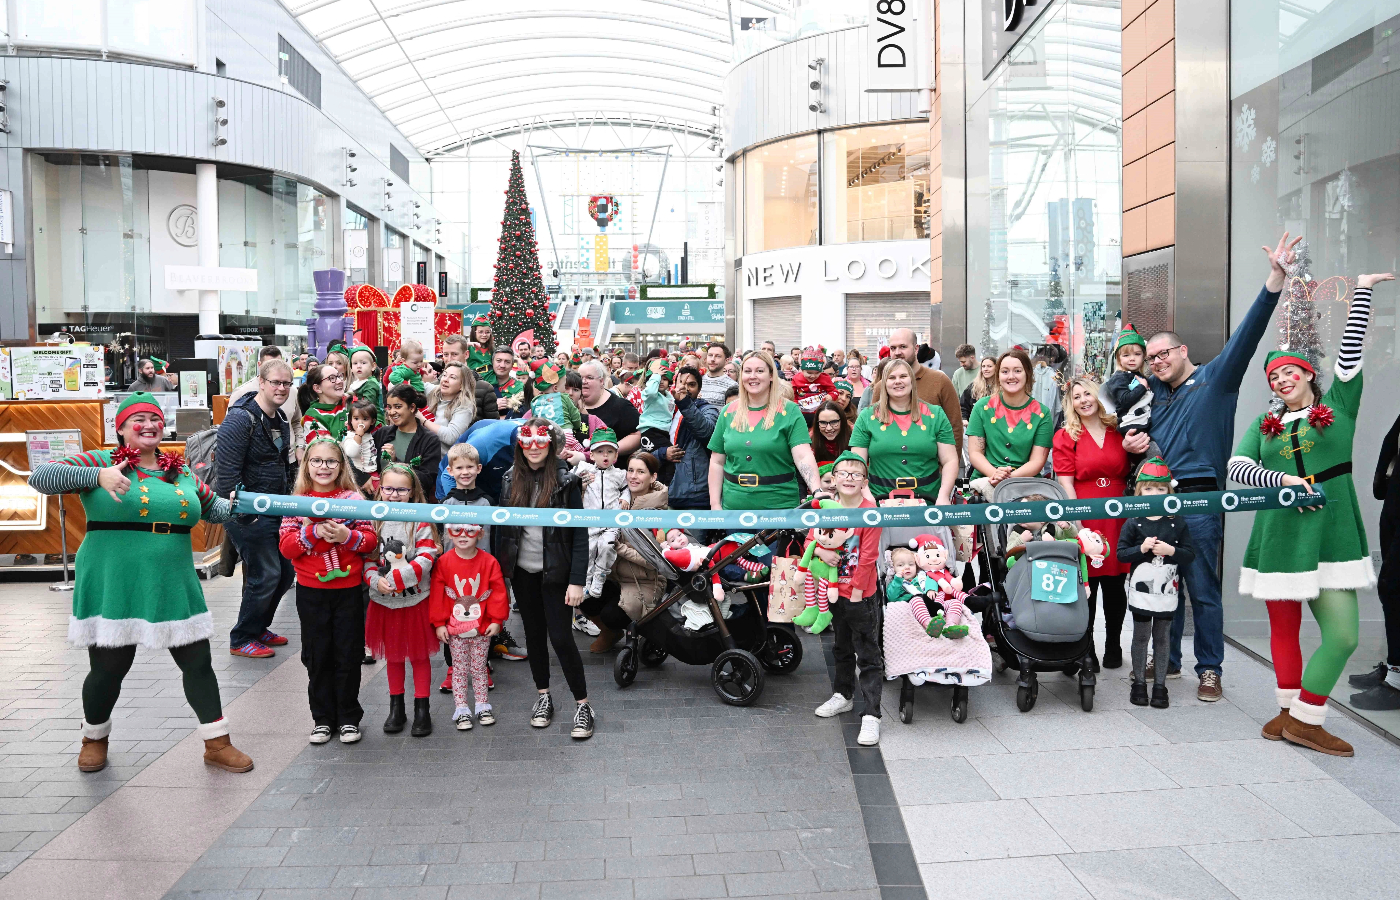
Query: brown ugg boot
1282,696,1354,757
1262,688,1300,741
78,737,108,773
590,622,621,654
203,736,255,773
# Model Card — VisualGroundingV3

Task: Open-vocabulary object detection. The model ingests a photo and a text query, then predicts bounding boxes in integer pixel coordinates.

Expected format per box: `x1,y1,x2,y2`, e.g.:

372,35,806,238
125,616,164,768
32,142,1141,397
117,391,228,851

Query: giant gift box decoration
344,284,391,310
353,282,462,356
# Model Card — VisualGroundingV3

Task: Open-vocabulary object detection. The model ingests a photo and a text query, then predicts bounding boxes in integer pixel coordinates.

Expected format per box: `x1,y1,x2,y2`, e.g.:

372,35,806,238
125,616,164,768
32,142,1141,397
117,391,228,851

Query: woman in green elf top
28,393,254,776
966,348,1054,490
707,350,823,512
849,357,958,505
1228,271,1394,758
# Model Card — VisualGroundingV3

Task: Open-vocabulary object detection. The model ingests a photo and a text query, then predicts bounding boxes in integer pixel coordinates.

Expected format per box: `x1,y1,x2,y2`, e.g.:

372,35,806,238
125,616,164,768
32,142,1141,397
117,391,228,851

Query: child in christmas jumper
347,346,384,426
297,365,348,450
278,437,378,745
430,523,508,730
1099,325,1153,435
637,360,677,463
812,452,884,745
528,358,586,443
343,399,381,494
574,427,629,598
1116,457,1196,709
363,464,441,737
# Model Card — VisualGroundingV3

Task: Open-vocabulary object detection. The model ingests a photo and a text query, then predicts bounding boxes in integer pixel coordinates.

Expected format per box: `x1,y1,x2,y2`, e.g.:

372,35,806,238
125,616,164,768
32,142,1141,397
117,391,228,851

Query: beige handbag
767,556,803,623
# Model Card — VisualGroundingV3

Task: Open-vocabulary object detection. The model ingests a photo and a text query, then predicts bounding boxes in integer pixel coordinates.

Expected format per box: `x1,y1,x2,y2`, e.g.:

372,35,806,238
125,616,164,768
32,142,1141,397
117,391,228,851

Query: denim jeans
227,515,295,647
1169,512,1225,676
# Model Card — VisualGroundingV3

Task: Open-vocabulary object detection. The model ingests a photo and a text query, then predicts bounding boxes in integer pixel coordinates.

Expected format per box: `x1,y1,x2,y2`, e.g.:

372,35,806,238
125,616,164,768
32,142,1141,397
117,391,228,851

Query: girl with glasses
279,437,378,746
810,400,852,469
363,464,442,738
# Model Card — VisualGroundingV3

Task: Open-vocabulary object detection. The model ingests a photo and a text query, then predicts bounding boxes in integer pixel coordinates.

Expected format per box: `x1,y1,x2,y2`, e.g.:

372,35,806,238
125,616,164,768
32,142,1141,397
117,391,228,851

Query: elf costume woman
28,393,254,775
1228,272,1394,757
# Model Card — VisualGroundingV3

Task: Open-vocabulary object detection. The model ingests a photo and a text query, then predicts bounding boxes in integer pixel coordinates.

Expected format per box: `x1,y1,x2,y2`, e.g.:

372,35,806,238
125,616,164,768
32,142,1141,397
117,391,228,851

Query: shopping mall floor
2,573,1400,900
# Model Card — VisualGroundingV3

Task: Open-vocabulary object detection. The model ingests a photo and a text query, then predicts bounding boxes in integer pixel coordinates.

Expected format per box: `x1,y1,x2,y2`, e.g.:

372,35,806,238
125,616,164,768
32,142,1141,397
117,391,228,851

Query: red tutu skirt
365,598,440,662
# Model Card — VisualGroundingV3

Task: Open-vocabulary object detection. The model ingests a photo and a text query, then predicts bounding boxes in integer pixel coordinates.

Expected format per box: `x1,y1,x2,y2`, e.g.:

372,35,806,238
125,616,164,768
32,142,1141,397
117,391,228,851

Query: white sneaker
338,725,362,744
454,709,473,731
573,613,600,636
309,725,332,744
815,693,854,718
857,715,880,746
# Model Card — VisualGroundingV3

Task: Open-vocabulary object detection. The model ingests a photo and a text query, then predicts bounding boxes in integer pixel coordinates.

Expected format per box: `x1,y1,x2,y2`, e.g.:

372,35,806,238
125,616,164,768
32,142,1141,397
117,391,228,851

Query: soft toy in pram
710,533,771,584
910,534,970,638
1076,527,1108,571
661,528,723,602
793,501,854,635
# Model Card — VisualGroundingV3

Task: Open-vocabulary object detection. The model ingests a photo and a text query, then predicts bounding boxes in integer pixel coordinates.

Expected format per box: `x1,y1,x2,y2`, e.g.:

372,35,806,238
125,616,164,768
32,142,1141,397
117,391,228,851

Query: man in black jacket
1352,411,1400,708
216,360,295,659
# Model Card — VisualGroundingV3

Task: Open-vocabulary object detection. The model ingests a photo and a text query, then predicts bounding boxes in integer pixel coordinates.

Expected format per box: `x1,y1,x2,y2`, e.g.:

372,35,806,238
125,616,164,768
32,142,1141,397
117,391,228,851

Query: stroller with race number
611,527,807,706
974,477,1097,713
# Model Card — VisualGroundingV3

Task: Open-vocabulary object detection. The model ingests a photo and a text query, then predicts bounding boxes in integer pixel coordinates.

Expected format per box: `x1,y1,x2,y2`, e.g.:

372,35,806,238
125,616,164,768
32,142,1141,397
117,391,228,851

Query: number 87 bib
1031,560,1078,604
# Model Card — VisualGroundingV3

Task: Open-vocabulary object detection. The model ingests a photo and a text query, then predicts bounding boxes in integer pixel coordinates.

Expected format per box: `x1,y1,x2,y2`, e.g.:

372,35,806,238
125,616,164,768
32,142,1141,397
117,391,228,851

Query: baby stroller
976,477,1096,713
611,528,805,706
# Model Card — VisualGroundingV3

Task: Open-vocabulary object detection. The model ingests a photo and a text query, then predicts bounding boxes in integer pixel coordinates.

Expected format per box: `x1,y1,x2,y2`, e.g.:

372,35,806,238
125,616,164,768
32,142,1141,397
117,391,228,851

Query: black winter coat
371,424,443,501
493,460,588,586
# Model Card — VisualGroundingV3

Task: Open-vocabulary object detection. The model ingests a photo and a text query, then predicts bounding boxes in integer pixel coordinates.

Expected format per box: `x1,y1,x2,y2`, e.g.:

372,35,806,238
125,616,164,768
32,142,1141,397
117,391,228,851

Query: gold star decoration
140,496,150,505
174,489,184,496
179,511,189,519
180,499,189,507
139,485,148,493
139,508,149,517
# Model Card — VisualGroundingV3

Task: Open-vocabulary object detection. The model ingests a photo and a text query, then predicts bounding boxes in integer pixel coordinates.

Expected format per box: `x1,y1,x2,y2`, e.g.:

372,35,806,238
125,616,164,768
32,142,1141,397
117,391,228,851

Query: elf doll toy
791,346,837,414
1227,270,1393,757
911,534,970,639
793,501,855,635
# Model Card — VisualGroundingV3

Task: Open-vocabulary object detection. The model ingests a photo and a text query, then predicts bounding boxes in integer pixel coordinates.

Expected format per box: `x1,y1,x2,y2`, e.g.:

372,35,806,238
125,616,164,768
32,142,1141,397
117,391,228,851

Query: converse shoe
857,715,880,746
477,707,495,726
530,692,554,728
573,612,600,637
309,725,333,744
339,725,362,744
571,701,595,740
815,693,854,718
454,708,473,731
1144,659,1182,682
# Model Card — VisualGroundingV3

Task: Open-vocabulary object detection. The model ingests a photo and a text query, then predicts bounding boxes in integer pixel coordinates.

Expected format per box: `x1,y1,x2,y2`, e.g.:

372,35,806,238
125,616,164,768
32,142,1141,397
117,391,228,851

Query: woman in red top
1053,377,1132,670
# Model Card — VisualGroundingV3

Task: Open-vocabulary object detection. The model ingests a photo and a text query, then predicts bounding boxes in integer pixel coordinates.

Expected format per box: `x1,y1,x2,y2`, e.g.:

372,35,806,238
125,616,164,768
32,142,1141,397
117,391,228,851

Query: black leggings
84,640,223,726
1087,575,1127,653
511,567,589,701
1379,500,1400,666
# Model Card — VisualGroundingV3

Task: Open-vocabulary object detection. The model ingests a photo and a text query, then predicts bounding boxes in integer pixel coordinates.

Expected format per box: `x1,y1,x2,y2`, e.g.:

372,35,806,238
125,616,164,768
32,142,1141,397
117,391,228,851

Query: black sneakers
571,701,595,740
531,692,554,728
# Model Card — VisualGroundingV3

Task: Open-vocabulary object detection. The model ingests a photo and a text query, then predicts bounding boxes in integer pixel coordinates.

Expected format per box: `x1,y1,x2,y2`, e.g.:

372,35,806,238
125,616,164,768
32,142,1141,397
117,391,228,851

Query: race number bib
1031,560,1077,604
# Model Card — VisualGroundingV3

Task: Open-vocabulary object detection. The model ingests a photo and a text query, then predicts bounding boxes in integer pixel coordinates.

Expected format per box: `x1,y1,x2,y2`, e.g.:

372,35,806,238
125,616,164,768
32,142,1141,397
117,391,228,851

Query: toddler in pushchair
975,477,1097,713
610,527,806,706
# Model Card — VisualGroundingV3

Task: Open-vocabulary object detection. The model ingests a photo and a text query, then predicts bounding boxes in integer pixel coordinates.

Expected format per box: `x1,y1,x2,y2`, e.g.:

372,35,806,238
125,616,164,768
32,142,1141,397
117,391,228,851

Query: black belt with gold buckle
88,521,192,535
724,472,795,487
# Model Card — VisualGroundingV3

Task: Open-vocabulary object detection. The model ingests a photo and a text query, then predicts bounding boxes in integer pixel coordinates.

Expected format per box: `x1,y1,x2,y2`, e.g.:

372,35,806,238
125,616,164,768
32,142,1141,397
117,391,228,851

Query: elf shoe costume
1228,283,1381,757
28,394,253,774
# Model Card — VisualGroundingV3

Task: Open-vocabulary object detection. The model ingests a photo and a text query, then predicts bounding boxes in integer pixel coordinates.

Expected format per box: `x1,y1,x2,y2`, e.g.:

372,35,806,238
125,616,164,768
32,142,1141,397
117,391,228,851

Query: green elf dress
1227,284,1376,740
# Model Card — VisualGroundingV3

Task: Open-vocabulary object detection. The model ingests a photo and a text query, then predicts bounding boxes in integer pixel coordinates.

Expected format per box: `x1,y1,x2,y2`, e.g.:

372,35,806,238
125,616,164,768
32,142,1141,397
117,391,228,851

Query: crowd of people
29,232,1400,771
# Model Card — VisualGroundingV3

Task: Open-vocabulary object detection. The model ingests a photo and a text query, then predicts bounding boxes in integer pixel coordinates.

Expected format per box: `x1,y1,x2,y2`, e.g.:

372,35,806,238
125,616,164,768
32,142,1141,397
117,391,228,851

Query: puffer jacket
611,482,669,620
493,460,588,585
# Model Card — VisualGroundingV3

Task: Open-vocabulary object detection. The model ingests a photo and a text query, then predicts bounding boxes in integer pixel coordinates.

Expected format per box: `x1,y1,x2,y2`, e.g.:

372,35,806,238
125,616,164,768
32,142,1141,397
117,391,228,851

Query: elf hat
909,533,945,552
116,392,165,431
818,462,835,476
590,426,619,450
833,379,854,395
800,346,824,372
1263,350,1315,380
149,356,168,375
528,357,560,389
471,314,490,327
832,450,867,471
1136,456,1173,483
349,345,376,363
1114,325,1146,354
326,339,349,358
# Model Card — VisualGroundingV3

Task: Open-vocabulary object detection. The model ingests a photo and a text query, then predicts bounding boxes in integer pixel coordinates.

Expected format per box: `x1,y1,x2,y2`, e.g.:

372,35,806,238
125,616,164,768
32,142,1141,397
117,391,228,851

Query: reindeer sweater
428,549,509,633
364,520,439,610
278,489,378,589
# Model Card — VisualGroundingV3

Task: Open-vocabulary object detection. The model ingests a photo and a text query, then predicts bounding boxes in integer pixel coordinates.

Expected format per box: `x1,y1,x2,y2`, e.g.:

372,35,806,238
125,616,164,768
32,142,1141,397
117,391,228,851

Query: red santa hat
909,534,944,552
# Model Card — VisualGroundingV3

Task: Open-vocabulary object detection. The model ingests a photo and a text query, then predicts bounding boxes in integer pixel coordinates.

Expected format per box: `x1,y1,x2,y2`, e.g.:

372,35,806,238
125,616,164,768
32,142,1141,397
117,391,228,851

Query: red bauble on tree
486,150,556,354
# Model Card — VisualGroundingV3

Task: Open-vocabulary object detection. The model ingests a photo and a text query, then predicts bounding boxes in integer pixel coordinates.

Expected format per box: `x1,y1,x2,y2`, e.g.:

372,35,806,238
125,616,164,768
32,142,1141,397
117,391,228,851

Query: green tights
83,640,224,726
1267,589,1360,699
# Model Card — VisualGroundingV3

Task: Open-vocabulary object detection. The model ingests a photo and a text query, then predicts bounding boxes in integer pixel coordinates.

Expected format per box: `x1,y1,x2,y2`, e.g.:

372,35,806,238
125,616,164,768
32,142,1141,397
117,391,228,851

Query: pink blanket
883,601,992,686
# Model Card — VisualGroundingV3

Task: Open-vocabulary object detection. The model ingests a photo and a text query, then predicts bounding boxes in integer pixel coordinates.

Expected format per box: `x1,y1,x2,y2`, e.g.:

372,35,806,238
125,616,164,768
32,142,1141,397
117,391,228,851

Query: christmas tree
490,151,556,356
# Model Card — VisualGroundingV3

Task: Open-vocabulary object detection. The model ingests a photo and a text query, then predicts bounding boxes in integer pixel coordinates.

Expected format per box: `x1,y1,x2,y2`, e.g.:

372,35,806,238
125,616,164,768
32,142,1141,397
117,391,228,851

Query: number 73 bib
1031,560,1078,603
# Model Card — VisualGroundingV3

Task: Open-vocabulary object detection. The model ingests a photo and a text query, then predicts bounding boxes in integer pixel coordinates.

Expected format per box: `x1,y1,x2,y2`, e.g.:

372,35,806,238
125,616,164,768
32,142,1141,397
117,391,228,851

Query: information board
8,346,105,399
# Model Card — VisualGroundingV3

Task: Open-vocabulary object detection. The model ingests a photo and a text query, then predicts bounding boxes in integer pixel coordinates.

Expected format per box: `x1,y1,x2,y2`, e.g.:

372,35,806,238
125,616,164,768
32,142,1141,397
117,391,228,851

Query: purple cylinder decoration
307,269,349,359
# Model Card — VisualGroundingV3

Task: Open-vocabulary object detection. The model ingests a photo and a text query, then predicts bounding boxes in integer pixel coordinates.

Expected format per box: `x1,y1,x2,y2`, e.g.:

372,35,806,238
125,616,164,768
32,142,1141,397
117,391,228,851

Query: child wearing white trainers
430,523,508,730
573,426,629,599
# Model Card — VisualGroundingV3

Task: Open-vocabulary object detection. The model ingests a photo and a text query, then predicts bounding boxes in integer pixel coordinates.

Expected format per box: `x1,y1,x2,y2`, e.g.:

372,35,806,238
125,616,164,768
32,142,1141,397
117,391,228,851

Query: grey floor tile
918,856,1091,900
886,757,999,806
1058,847,1238,900
978,710,1168,754
1184,832,1400,900
633,873,727,900
1244,779,1400,837
878,718,1010,761
965,746,1179,800
902,800,1071,863
1131,739,1331,787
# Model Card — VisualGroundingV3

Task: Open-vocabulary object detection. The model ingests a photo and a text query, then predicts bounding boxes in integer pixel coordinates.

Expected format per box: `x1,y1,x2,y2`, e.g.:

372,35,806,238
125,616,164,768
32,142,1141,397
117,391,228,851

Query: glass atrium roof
279,0,792,155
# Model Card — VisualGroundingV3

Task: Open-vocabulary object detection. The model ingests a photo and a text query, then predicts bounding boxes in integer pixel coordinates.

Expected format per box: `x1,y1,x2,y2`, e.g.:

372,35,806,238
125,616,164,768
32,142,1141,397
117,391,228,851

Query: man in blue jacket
660,366,718,510
1124,232,1301,702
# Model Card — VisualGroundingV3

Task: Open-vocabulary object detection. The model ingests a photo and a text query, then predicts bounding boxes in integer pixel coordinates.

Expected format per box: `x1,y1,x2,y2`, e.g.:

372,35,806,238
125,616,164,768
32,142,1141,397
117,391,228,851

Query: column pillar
196,162,220,335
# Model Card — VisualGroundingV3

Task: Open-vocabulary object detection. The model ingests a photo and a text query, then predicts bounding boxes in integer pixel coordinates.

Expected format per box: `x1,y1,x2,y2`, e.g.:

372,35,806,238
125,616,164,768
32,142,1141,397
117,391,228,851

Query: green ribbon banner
233,486,1325,531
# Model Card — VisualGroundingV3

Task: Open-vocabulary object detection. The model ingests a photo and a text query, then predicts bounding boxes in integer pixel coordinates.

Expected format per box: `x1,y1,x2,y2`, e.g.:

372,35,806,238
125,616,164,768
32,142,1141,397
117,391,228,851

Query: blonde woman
1053,375,1133,669
706,350,822,512
960,356,998,421
849,358,958,504
420,361,476,460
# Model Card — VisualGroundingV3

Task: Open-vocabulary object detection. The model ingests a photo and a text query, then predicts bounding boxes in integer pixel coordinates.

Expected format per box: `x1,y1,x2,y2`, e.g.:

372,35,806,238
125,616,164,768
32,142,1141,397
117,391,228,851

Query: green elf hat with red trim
818,461,835,476
1114,325,1146,353
1263,350,1315,380
115,392,165,431
528,357,560,389
589,426,619,450
471,314,490,328
1136,456,1173,483
149,356,168,375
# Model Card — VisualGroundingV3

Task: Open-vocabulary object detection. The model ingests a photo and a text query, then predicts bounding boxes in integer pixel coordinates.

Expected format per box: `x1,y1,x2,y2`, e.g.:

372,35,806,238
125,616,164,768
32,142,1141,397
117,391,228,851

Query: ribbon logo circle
615,512,634,527
863,509,883,526
252,495,271,513
1164,496,1182,514
677,513,695,528
801,511,821,527
1279,487,1296,507
1045,502,1064,520
311,499,330,517
1222,492,1239,510
984,505,1003,523
554,511,572,525
923,507,944,524
430,506,450,521
370,503,389,519
739,512,758,528
1104,499,1123,518
492,509,511,523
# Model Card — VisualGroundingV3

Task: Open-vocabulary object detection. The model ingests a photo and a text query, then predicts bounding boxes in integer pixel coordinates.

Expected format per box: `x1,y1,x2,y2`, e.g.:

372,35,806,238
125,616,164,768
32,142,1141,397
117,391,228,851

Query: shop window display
743,135,819,252
1223,1,1400,734
821,124,931,244
963,4,1122,380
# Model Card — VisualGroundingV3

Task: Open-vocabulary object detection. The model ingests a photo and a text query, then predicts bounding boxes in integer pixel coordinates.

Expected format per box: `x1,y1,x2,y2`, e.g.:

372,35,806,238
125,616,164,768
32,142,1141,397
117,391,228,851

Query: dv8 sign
867,0,923,92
